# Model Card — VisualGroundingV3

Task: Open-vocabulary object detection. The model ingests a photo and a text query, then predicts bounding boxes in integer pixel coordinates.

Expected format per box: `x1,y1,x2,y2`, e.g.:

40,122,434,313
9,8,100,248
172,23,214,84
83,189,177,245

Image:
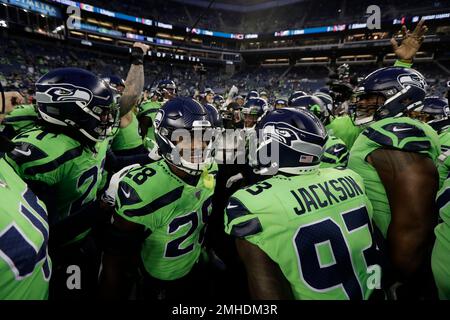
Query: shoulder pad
8,129,83,175
363,120,431,152
322,137,349,165
117,164,184,217
225,196,262,238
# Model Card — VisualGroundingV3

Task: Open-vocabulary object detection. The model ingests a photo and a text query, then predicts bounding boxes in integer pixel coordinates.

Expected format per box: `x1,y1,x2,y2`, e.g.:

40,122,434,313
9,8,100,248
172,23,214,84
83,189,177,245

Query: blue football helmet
242,98,267,129
314,91,334,114
420,96,450,133
246,90,259,100
212,95,225,109
252,107,328,175
36,68,119,142
274,99,288,109
288,91,307,106
351,67,428,126
290,95,330,125
154,97,216,175
204,103,223,128
157,80,177,98
422,96,449,119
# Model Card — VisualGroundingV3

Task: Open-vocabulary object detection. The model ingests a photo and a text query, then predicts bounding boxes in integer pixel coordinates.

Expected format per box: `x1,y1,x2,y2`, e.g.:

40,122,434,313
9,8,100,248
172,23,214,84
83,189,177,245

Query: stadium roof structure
170,0,306,12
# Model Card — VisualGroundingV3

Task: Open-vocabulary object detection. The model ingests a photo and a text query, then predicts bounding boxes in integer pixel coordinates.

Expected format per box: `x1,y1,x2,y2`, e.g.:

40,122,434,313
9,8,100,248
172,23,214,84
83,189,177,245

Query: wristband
130,46,145,65
394,59,413,68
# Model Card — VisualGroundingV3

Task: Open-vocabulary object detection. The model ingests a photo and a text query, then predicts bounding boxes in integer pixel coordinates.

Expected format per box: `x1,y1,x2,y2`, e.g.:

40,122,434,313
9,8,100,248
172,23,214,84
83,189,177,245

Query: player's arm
235,238,293,300
98,213,145,299
368,148,438,280
119,43,149,117
119,111,133,128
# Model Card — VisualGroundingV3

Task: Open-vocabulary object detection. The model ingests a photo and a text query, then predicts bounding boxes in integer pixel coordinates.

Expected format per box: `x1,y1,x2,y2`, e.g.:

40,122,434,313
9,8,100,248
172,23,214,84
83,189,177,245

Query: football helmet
241,98,267,129
253,108,327,175
154,97,216,175
288,91,307,106
157,80,177,99
36,67,119,142
350,67,427,126
274,99,288,109
290,95,330,125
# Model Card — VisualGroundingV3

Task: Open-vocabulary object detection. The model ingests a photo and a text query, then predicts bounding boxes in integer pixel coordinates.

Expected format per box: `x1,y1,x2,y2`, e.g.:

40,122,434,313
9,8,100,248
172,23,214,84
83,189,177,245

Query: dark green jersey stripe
24,146,83,175
123,186,184,217
3,115,38,123
229,217,262,238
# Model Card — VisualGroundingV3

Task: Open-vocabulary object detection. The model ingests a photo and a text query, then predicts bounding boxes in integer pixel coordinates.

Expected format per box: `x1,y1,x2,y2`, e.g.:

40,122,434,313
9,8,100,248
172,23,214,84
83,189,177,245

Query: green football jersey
432,156,450,300
225,168,380,300
115,160,216,281
4,127,108,227
111,113,143,152
0,159,51,300
431,157,450,300
137,101,161,150
320,136,349,169
438,129,450,188
326,115,362,149
348,117,440,237
3,104,38,136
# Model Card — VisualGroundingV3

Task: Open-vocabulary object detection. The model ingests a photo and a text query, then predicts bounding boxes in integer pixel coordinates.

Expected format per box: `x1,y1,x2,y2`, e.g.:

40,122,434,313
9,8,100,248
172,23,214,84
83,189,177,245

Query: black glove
130,46,145,65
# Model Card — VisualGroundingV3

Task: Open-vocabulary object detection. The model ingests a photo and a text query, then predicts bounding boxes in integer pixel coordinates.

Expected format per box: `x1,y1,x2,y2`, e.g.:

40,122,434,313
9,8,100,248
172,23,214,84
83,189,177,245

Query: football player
1,103,38,140
0,84,51,299
347,67,439,298
212,94,225,110
287,90,307,107
157,80,177,102
241,98,266,131
409,96,449,187
225,108,381,299
274,99,287,109
3,67,122,299
291,95,349,168
99,97,218,300
432,155,450,299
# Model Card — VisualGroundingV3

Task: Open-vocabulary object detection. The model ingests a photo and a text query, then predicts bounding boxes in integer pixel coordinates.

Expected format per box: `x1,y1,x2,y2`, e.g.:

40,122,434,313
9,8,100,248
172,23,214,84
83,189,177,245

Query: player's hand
133,42,150,55
391,19,428,62
101,164,140,206
2,91,24,113
148,143,162,161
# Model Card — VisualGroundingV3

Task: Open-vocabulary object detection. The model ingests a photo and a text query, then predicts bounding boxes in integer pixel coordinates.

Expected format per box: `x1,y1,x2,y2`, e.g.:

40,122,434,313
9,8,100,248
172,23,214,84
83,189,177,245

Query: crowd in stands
1,35,448,101
75,0,450,34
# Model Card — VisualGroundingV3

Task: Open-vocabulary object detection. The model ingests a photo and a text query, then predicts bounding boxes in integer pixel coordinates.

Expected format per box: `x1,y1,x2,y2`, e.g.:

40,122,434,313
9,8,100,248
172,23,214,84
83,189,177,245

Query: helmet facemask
350,92,386,126
157,122,219,176
90,102,121,141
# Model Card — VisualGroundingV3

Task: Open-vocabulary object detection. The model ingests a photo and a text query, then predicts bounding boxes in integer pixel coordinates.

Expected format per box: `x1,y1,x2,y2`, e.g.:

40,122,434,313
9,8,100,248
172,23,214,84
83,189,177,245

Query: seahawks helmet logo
154,110,164,128
36,84,93,108
398,73,427,90
262,122,300,146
